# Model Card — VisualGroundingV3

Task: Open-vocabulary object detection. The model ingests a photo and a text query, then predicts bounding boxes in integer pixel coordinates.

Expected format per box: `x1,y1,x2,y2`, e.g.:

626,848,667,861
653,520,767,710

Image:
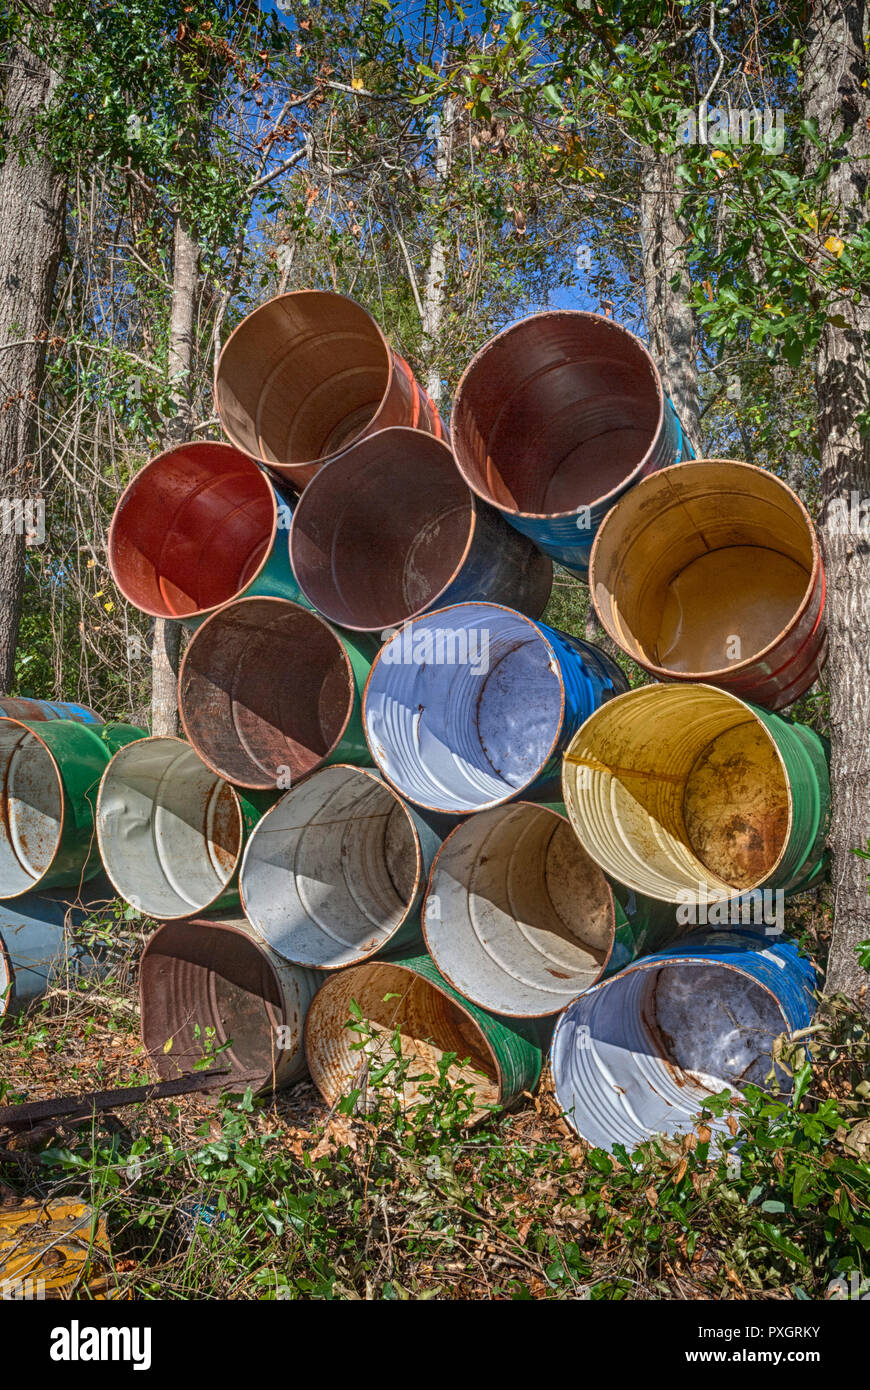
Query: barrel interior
98,740,243,918
366,607,563,811
0,724,63,896
306,963,500,1110
452,314,660,516
242,767,420,967
180,599,354,789
427,805,613,1014
109,443,275,619
592,464,815,676
565,687,789,897
555,957,791,1150
291,432,473,629
140,921,285,1092
216,293,390,468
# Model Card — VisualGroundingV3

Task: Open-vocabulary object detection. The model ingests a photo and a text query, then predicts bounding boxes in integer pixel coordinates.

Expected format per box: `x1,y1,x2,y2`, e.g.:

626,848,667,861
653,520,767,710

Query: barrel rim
302,955,506,1102
0,717,66,899
108,439,280,622
450,308,666,520
96,733,247,919
588,456,824,684
214,288,397,472
560,681,795,900
288,426,481,632
178,594,358,791
238,762,426,969
361,600,568,815
421,798,617,1017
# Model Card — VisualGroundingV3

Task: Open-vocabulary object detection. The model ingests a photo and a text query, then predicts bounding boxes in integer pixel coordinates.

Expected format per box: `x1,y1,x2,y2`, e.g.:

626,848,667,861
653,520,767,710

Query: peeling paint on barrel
140,915,321,1093
589,458,826,710
550,931,816,1153
450,310,692,577
0,887,105,1021
0,698,101,725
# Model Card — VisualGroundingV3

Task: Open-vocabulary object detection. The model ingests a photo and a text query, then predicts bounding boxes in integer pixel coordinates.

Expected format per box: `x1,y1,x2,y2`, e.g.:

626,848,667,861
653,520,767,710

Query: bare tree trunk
150,213,199,736
0,0,65,693
640,147,700,449
420,97,456,413
803,0,870,1009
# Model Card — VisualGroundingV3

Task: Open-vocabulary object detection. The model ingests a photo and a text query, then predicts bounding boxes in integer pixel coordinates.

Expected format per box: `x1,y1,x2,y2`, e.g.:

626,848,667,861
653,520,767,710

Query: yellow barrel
561,683,829,903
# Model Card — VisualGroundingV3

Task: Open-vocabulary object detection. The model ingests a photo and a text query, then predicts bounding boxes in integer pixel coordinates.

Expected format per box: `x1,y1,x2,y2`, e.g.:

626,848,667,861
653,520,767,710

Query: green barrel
0,718,147,897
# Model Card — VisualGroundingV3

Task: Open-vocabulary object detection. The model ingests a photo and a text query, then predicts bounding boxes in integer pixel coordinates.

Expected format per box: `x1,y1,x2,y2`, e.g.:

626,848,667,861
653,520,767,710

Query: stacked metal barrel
0,291,828,1155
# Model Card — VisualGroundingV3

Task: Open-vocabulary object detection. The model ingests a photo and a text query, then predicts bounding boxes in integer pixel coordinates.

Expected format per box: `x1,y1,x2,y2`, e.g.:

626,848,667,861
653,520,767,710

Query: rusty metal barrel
140,916,320,1093
0,887,108,1022
551,931,816,1153
561,683,830,904
589,458,826,710
214,290,444,491
289,426,552,629
108,441,302,625
0,698,100,725
178,597,376,791
450,310,691,578
96,736,273,920
240,765,442,969
304,952,544,1119
363,601,628,814
422,802,617,1017
0,718,146,898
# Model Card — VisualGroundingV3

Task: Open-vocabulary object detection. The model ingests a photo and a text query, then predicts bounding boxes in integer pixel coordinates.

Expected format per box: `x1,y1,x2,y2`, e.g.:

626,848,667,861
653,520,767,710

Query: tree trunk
420,97,456,413
150,213,199,736
803,0,870,1008
0,0,66,693
639,147,700,449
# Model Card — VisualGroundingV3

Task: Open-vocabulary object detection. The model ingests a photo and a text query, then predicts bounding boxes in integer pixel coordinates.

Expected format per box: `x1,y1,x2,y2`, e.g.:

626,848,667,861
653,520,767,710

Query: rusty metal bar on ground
0,1070,232,1132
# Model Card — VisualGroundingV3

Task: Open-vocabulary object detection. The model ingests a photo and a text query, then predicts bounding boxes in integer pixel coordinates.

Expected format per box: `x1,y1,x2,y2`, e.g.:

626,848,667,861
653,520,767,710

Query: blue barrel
0,887,107,1020
551,930,816,1154
362,600,628,814
451,307,693,578
0,698,101,725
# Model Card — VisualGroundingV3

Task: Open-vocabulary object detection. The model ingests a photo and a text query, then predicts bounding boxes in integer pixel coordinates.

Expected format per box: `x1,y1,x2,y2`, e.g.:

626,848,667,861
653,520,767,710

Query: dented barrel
108,441,302,625
422,801,618,1017
0,719,147,898
240,765,442,969
140,916,320,1093
561,683,830,904
97,737,274,920
363,601,628,814
289,426,553,630
304,952,544,1119
551,931,816,1153
589,458,826,710
179,597,376,791
0,699,100,725
215,291,444,491
450,310,691,578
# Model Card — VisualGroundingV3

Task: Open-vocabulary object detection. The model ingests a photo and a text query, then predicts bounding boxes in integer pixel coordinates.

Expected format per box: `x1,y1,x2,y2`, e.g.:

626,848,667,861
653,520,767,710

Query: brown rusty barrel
214,290,444,491
139,916,320,1093
178,596,375,791
289,426,552,629
589,458,826,710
